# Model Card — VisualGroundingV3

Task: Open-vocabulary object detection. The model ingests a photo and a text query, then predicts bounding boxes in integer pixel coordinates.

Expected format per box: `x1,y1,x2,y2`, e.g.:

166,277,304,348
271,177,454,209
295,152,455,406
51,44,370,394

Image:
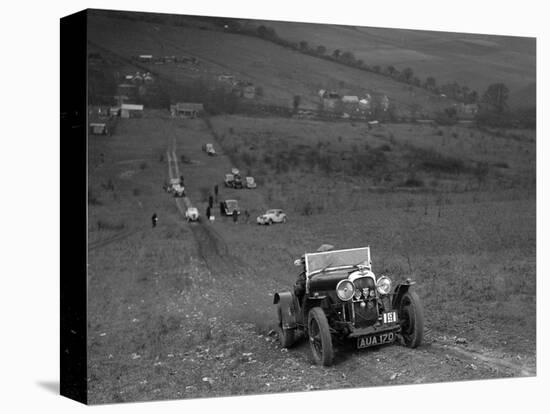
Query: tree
332,49,341,59
316,45,327,55
372,65,381,73
341,51,356,64
482,83,509,112
293,95,301,112
386,65,397,77
299,40,309,51
424,76,436,90
401,67,414,83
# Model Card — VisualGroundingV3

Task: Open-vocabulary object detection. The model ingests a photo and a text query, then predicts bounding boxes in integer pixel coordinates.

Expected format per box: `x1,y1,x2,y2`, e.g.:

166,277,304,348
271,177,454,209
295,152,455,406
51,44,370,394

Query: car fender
392,279,416,309
273,291,299,329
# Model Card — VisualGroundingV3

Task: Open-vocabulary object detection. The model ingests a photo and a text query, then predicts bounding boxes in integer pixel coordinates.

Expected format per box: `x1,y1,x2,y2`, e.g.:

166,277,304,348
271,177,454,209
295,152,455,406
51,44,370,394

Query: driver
294,244,334,302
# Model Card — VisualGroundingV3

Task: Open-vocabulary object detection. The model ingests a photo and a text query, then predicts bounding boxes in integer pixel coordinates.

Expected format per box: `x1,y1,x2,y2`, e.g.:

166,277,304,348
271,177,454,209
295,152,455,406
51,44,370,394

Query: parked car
203,143,216,156
231,168,240,175
233,174,243,189
257,209,287,225
245,176,257,189
220,199,240,216
185,207,200,222
273,246,424,366
224,173,235,188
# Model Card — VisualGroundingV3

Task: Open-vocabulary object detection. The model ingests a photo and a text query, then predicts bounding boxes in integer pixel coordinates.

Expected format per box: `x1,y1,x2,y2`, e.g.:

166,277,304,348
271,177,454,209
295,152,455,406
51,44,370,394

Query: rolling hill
87,11,459,115
246,19,536,108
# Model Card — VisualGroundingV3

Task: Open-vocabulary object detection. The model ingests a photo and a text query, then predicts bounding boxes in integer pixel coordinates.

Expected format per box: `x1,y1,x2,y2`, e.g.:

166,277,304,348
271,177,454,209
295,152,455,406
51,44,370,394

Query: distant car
220,199,240,216
233,174,243,189
231,168,240,175
245,176,257,189
185,207,200,222
203,143,216,156
172,183,185,197
257,209,287,225
224,173,235,188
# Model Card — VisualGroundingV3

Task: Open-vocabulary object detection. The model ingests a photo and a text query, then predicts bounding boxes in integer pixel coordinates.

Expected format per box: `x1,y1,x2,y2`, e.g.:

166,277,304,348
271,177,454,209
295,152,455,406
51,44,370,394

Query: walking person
206,205,211,221
151,213,158,228
244,209,250,224
232,209,238,223
214,184,219,203
180,175,184,186
208,194,214,209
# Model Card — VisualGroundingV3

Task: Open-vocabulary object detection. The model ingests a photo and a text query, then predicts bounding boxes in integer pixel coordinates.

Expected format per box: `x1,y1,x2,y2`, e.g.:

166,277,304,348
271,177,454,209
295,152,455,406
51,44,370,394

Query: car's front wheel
398,291,424,348
308,307,334,366
277,305,295,348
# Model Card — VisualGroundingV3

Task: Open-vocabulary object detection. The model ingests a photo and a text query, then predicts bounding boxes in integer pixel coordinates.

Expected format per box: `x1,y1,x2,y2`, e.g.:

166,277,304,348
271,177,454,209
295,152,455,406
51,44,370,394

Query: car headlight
376,276,392,295
336,280,355,301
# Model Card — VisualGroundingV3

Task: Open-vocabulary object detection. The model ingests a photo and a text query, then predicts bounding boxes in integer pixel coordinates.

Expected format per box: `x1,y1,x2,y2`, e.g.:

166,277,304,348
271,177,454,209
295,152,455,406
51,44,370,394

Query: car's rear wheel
398,291,424,348
308,307,334,366
277,305,295,348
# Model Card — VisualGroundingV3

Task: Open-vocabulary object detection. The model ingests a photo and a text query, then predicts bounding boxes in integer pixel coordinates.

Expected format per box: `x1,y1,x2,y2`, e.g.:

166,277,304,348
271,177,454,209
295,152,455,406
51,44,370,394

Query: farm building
218,74,236,84
342,95,359,104
322,91,341,110
137,55,153,63
120,103,144,118
117,84,137,99
170,103,204,118
109,107,121,117
89,123,108,135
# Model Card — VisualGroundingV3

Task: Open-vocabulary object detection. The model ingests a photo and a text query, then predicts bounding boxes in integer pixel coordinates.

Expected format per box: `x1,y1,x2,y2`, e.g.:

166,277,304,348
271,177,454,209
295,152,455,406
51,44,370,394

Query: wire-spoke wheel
398,291,424,348
308,307,334,366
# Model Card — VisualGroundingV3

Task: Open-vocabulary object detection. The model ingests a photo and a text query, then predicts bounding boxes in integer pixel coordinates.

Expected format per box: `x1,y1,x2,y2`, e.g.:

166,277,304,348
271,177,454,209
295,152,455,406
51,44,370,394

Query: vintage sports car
185,207,200,222
224,173,235,188
257,209,287,225
220,199,240,216
245,176,257,189
273,246,424,366
172,183,185,197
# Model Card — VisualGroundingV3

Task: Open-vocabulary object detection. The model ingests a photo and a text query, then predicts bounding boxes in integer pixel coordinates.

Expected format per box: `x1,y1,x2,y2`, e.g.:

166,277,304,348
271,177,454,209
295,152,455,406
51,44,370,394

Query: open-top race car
273,245,424,366
224,173,235,188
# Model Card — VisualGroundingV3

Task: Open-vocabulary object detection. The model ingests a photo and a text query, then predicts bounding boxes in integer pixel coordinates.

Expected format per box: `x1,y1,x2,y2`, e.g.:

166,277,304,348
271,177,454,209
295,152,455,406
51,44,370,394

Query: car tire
398,291,424,348
277,305,295,348
308,307,334,366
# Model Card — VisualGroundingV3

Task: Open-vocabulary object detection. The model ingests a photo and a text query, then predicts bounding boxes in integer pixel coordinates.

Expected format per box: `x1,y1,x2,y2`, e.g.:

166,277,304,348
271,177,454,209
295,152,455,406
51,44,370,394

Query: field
87,12,458,115
85,9,536,404
250,20,536,108
87,112,536,404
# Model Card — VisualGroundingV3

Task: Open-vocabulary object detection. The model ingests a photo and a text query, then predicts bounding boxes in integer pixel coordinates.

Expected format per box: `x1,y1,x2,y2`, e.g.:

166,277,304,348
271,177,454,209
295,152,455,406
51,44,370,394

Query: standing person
232,209,238,223
244,209,250,223
214,184,219,203
180,175,184,186
151,213,158,228
206,205,211,221
208,194,213,209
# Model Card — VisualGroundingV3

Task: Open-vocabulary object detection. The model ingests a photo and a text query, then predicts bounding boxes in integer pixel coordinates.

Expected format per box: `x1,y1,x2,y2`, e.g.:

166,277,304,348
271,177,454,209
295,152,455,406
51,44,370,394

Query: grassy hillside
87,12,457,115
248,20,536,108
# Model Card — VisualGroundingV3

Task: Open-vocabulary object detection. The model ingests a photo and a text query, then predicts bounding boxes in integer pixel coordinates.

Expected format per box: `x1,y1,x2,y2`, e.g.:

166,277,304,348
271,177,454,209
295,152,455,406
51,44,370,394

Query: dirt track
164,141,535,392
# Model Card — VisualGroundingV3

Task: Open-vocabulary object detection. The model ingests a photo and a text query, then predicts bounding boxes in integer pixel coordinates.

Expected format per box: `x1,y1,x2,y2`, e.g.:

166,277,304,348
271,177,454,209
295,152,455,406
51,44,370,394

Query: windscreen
305,247,370,276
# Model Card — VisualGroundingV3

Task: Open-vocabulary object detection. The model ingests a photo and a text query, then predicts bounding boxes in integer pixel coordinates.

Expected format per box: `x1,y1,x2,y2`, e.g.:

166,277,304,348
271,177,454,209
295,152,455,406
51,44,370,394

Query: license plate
357,331,395,349
383,311,397,324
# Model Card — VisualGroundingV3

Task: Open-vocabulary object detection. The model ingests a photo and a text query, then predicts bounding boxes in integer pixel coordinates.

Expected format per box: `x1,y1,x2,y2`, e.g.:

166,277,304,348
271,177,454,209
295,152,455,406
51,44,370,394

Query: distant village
89,52,479,135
